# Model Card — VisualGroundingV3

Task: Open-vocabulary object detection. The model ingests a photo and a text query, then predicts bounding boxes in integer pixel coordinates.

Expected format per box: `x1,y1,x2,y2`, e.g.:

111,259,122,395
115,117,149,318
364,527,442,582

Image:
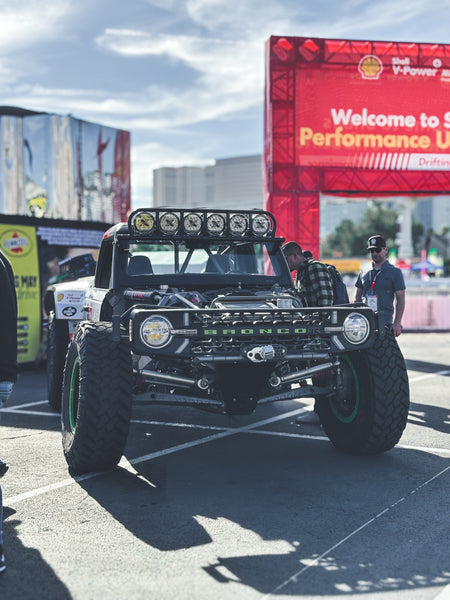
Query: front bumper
128,305,376,360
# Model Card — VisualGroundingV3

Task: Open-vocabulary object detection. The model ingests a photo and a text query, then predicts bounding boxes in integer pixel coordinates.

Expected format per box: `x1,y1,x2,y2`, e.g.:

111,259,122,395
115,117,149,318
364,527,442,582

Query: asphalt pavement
0,332,449,600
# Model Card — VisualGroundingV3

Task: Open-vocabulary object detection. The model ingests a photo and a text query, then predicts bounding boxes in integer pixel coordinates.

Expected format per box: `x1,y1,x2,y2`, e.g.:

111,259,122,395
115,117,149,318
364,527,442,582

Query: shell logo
57,293,65,302
358,55,383,80
0,229,32,258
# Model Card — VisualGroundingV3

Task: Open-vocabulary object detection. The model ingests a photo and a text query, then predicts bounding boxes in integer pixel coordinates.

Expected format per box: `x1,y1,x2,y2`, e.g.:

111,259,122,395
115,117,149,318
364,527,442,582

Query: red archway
264,36,450,256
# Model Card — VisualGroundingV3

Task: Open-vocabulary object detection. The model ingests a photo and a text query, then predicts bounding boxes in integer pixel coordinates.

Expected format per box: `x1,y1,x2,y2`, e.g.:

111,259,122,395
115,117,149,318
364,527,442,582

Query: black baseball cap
367,235,386,250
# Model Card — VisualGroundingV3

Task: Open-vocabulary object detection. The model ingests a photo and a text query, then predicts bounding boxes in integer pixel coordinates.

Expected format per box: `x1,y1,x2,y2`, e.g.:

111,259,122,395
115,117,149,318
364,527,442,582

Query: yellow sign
0,225,41,363
325,258,362,273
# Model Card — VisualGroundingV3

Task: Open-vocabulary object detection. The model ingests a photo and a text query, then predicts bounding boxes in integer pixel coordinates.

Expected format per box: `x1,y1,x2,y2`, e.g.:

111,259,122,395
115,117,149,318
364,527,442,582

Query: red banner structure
264,36,450,256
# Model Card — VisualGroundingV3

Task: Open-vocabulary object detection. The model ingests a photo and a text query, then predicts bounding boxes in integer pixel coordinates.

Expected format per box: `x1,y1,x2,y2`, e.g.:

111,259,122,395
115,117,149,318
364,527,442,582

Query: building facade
153,154,448,255
153,155,264,211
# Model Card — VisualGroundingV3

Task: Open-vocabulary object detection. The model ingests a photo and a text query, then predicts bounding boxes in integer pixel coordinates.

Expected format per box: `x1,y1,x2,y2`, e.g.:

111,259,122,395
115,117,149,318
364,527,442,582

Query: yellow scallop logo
358,55,383,80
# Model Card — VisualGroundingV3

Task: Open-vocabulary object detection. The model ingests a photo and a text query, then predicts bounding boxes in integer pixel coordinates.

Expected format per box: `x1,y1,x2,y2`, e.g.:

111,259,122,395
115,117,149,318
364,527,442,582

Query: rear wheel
317,332,409,454
47,311,69,412
61,321,133,474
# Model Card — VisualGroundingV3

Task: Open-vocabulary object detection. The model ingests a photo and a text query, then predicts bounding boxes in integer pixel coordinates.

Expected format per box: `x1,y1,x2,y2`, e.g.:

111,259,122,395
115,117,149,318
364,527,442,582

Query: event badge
366,294,378,311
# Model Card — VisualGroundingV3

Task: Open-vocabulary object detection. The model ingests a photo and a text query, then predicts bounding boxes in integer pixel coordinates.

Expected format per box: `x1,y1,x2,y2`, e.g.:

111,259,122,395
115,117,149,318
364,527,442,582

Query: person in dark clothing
355,235,406,337
282,241,334,307
0,250,19,573
282,241,333,425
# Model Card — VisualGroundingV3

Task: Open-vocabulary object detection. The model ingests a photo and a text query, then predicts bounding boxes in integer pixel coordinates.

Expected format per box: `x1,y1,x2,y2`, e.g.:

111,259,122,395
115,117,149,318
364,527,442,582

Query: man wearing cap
355,235,405,337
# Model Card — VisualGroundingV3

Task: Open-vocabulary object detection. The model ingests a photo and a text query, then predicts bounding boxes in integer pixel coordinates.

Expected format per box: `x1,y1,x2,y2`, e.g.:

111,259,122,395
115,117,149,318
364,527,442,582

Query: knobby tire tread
62,321,133,474
319,332,410,455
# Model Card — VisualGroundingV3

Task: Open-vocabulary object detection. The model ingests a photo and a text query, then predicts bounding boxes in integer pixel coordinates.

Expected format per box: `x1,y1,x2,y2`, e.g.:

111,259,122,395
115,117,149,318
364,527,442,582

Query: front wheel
61,321,133,474
317,332,410,454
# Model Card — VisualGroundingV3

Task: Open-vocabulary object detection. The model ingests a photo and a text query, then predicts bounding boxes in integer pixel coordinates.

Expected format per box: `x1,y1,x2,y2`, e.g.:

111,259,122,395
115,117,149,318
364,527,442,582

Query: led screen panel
296,53,450,171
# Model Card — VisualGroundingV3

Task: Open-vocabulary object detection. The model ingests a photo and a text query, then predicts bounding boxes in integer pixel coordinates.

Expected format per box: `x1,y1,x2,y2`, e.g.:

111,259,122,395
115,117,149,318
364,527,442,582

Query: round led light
183,212,202,234
140,315,172,348
252,214,271,235
343,313,370,344
230,213,248,235
131,211,155,233
159,212,179,234
206,213,226,235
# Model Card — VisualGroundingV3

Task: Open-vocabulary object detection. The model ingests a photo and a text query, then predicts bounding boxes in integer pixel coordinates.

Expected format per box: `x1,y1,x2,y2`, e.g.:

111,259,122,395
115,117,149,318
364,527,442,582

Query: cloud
0,0,75,52
3,0,450,209
95,29,264,125
145,0,301,38
314,0,440,40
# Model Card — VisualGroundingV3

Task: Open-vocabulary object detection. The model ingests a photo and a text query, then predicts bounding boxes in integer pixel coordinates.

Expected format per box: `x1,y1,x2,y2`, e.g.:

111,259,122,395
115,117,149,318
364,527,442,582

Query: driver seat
127,255,153,275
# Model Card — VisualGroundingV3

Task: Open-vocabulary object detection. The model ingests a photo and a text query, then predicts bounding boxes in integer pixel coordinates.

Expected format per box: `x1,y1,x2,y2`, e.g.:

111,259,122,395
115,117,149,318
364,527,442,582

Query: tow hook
246,345,275,363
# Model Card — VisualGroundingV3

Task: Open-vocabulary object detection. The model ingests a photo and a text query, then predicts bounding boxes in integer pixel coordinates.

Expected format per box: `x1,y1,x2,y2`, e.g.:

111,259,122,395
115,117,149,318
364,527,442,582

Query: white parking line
2,409,59,417
2,363,447,418
261,463,450,598
3,365,450,507
130,419,230,431
434,582,450,599
4,400,49,410
6,404,450,506
246,429,450,455
1,400,58,417
5,406,309,505
3,399,450,457
122,407,310,468
2,365,447,418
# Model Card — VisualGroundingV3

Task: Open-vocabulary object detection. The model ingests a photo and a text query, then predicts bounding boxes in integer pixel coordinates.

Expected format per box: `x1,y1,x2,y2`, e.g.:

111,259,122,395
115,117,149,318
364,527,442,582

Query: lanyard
370,269,381,292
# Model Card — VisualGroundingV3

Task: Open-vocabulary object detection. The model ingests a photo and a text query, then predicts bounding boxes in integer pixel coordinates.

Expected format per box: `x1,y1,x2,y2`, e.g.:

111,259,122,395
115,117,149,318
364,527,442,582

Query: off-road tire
317,331,409,454
61,321,133,474
47,311,69,412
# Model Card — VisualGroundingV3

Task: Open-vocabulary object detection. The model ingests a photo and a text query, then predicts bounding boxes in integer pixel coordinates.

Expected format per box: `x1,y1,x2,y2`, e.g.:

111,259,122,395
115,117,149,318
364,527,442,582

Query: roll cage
94,208,294,291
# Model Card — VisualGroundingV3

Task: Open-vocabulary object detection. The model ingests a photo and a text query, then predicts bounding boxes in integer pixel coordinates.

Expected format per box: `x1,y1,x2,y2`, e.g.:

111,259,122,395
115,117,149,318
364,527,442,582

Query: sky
2,0,450,209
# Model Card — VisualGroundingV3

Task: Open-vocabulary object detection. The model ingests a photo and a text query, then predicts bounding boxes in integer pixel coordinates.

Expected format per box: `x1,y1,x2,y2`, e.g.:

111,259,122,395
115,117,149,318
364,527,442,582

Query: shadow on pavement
406,358,450,374
76,436,450,597
1,507,71,599
407,400,450,435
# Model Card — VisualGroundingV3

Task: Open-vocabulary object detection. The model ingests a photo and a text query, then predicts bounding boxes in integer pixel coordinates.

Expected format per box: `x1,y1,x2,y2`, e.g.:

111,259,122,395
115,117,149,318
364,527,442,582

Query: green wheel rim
69,356,80,432
329,354,359,423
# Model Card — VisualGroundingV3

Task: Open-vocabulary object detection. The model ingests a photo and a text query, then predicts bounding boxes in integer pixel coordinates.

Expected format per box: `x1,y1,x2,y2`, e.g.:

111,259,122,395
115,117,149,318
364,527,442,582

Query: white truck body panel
52,277,94,320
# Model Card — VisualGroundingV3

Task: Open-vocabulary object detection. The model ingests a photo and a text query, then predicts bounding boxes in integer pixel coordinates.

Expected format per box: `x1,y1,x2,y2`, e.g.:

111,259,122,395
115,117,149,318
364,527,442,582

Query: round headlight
343,313,370,344
230,213,248,235
140,315,173,348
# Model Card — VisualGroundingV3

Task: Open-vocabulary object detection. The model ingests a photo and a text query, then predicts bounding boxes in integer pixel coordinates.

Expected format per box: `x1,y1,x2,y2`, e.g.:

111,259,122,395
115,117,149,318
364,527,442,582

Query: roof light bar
128,208,276,237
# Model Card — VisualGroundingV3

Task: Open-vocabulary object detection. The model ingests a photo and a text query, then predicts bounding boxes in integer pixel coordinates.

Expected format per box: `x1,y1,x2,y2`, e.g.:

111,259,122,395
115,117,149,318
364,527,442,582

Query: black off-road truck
44,208,409,475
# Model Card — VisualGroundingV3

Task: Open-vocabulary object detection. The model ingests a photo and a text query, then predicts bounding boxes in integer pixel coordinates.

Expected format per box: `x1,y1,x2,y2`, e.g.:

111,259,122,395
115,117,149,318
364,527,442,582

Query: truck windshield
122,239,285,279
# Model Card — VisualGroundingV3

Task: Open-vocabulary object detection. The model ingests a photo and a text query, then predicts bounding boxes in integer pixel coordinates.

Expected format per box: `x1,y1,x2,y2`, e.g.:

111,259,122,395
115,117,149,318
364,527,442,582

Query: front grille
190,309,333,356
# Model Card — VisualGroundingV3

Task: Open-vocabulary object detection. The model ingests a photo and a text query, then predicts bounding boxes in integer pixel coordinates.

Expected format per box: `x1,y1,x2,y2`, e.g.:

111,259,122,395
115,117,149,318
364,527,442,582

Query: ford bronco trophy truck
44,208,410,475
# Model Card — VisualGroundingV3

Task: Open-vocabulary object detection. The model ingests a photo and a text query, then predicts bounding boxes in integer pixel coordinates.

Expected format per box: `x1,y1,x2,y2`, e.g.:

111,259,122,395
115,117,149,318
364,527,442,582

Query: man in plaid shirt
282,241,333,426
282,242,333,306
